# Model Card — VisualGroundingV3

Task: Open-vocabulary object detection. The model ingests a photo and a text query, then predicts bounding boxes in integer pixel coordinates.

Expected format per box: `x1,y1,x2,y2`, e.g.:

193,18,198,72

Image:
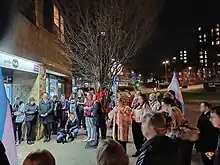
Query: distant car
182,84,188,89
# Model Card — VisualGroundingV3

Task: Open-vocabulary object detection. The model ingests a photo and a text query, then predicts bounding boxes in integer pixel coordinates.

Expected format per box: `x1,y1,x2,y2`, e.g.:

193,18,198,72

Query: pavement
17,128,203,165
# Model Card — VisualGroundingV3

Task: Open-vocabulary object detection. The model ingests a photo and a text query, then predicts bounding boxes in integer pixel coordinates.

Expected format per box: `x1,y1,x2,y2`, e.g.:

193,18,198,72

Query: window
180,51,183,53
204,34,206,38
200,60,203,63
205,59,208,63
216,28,219,32
199,55,203,59
217,24,219,27
217,32,220,36
53,5,59,27
184,50,187,53
19,0,36,24
199,51,203,55
205,55,207,59
53,5,65,42
212,41,215,45
184,60,187,63
217,54,220,57
198,27,201,31
205,51,207,54
184,54,187,57
216,41,220,45
204,39,206,42
211,29,214,33
199,35,202,38
184,57,187,60
199,40,202,43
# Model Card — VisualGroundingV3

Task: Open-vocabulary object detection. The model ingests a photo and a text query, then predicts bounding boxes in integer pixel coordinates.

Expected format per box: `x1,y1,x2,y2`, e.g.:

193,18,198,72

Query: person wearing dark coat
51,95,62,135
210,105,220,165
0,141,10,165
136,112,177,165
25,97,38,145
169,90,182,112
87,95,107,149
39,93,53,142
60,94,70,129
195,102,219,165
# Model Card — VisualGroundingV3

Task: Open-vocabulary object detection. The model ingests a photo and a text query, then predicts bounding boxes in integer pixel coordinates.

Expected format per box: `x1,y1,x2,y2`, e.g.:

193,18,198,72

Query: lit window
216,41,220,45
180,51,183,53
199,40,202,43
205,55,207,59
204,39,206,42
180,54,183,57
184,57,187,60
200,60,203,63
217,32,220,36
217,54,220,57
184,60,187,63
198,27,201,31
180,57,183,60
199,55,203,59
211,29,214,33
212,41,215,45
184,50,187,53
205,59,208,63
53,6,59,27
199,35,202,38
216,28,219,32
203,68,206,71
205,51,207,54
204,34,206,38
217,24,219,27
184,54,187,57
179,72,182,75
218,62,220,66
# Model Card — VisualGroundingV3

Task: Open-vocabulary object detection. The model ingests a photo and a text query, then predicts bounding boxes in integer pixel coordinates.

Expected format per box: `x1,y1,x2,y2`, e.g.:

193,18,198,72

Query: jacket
93,101,105,127
169,124,199,165
0,141,10,165
13,102,25,123
39,99,53,123
149,100,161,111
136,135,177,165
195,112,219,152
65,118,78,132
214,134,220,165
52,100,62,118
25,103,38,122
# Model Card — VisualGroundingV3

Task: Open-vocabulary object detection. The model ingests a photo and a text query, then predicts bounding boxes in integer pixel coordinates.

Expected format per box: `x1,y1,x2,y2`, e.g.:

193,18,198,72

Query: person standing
169,90,182,111
131,91,141,109
51,95,62,135
195,102,219,165
209,105,220,165
60,94,70,129
125,91,133,107
39,93,53,142
0,141,10,165
131,93,150,157
25,97,38,145
149,93,161,111
84,93,94,142
77,89,86,129
112,98,131,152
13,96,25,145
166,107,199,165
136,112,177,165
69,93,78,113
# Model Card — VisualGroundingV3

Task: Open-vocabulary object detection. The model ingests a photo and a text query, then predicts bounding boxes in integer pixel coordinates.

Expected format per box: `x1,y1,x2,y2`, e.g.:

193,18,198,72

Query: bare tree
58,0,164,91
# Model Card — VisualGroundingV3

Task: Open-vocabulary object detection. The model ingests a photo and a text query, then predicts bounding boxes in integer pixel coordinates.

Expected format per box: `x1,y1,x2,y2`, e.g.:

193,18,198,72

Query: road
17,103,202,165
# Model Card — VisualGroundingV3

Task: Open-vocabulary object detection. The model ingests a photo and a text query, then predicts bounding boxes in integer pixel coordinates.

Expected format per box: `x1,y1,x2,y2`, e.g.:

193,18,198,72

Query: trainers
83,137,90,142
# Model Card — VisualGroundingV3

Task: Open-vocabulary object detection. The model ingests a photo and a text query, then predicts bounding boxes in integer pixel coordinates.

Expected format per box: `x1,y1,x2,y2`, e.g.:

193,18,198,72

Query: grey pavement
17,129,202,165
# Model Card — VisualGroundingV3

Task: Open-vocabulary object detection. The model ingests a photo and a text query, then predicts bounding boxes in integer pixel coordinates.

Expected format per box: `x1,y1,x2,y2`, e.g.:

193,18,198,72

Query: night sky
131,0,220,76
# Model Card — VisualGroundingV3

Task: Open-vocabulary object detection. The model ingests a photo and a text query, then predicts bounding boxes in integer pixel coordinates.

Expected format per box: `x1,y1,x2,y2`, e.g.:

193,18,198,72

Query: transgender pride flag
168,72,185,114
0,68,18,165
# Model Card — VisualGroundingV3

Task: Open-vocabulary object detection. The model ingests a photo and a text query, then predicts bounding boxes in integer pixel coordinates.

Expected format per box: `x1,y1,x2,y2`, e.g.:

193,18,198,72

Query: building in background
0,0,72,104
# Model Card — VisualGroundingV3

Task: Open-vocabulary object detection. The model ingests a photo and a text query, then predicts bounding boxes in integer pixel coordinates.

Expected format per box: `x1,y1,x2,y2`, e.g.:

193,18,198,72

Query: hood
171,125,200,142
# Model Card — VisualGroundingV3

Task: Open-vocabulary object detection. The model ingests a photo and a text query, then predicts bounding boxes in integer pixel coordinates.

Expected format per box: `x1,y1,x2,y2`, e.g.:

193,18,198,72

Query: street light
162,60,169,82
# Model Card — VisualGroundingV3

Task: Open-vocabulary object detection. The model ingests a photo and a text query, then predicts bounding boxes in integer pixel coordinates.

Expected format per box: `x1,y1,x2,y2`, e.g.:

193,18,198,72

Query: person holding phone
210,105,220,165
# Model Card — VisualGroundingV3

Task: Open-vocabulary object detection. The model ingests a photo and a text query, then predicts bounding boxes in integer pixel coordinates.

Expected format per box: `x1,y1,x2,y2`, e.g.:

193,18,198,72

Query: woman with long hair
112,97,131,152
131,93,150,157
165,107,199,165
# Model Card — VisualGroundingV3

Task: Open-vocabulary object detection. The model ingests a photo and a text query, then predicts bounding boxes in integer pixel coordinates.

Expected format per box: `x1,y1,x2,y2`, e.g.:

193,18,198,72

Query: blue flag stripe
0,67,8,140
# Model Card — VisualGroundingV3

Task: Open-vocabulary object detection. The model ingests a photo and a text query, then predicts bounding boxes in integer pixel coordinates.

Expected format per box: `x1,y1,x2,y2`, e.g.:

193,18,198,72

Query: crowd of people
1,89,220,165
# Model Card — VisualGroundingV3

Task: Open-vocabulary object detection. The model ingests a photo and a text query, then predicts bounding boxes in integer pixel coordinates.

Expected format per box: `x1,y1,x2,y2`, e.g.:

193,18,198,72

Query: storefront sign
0,51,39,73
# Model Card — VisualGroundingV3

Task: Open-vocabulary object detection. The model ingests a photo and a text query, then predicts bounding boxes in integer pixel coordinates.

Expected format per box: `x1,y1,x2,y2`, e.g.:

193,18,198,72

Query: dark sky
131,0,220,76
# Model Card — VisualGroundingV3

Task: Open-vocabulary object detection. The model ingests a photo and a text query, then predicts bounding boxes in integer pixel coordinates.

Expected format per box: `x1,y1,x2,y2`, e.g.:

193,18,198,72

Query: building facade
0,0,72,104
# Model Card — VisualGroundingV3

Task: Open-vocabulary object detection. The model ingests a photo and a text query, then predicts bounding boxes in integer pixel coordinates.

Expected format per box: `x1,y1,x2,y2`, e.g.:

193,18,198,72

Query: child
65,112,79,141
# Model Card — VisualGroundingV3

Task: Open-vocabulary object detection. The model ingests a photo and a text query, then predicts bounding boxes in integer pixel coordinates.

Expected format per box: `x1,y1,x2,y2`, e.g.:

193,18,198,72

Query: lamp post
188,66,192,85
162,60,169,82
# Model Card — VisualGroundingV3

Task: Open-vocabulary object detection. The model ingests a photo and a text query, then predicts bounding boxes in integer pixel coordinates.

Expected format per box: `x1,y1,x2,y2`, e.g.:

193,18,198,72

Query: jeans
14,123,22,141
43,123,51,139
85,117,94,139
132,120,144,154
70,128,79,136
26,120,36,141
77,110,86,129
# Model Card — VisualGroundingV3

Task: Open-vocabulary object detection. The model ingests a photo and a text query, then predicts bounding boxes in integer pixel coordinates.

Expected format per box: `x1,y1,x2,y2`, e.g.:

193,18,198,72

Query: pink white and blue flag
168,72,185,114
0,67,18,165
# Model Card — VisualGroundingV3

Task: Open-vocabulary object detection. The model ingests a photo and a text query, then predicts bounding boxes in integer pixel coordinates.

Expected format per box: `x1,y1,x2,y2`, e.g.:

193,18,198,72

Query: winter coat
112,106,131,142
195,112,219,152
136,135,177,165
13,102,25,123
24,103,38,122
38,99,53,123
52,100,62,118
168,124,200,165
61,100,70,121
214,134,220,165
0,141,10,165
149,100,161,111
93,101,106,127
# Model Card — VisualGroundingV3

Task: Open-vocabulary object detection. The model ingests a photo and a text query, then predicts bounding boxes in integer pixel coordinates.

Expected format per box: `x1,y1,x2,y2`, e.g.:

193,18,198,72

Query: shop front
0,51,39,104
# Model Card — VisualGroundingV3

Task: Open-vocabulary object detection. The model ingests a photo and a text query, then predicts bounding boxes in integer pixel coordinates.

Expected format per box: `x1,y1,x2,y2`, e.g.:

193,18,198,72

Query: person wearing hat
25,97,38,145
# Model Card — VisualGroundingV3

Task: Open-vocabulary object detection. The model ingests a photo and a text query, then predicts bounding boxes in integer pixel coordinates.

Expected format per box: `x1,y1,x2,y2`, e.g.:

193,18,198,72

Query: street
17,103,203,165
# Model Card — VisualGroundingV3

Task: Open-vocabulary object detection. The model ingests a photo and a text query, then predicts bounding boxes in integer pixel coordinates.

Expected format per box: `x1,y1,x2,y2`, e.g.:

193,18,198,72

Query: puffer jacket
168,124,199,165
